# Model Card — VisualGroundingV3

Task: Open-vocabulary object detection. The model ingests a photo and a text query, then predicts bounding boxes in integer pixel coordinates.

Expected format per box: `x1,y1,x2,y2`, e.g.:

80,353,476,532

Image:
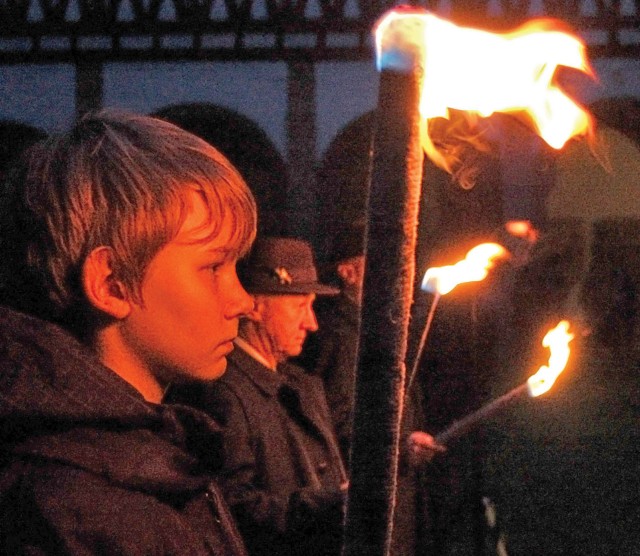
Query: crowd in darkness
0,107,632,556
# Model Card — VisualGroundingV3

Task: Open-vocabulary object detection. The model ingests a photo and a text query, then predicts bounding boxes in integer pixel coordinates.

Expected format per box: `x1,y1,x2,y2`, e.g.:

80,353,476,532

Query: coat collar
233,336,276,371
227,345,286,398
227,347,313,405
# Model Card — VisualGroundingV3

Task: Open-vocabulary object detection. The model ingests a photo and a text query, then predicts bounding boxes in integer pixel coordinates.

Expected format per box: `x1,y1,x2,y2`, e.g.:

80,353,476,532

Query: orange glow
505,220,534,238
421,243,507,295
505,219,539,243
527,320,574,397
374,9,595,174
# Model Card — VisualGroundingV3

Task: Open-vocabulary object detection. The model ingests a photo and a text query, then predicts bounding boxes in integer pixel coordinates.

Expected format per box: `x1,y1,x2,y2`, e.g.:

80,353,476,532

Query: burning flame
527,320,574,397
421,242,507,295
374,8,595,177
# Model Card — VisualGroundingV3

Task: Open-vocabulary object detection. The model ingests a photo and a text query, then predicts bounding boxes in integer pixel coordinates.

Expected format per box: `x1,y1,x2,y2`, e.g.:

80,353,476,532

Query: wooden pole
342,65,424,556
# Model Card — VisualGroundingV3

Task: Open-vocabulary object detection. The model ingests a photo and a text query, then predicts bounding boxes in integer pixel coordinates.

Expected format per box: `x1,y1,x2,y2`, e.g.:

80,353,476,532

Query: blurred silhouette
0,121,47,184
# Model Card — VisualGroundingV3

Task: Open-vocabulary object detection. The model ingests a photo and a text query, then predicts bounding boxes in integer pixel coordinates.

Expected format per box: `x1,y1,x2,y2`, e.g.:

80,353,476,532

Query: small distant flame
421,243,507,295
527,320,574,397
374,8,595,179
505,220,537,241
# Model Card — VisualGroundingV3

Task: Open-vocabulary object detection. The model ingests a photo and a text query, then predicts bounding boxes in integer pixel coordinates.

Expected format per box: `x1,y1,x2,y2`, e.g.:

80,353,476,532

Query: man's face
120,191,254,387
338,254,366,305
256,293,318,363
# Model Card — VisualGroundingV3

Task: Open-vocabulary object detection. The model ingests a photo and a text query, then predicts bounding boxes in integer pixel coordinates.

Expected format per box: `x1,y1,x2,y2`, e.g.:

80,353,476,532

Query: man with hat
299,223,366,462
165,236,348,556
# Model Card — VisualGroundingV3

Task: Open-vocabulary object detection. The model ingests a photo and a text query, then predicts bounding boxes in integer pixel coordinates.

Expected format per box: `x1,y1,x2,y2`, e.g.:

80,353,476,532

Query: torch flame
527,320,574,397
421,242,507,295
374,9,595,176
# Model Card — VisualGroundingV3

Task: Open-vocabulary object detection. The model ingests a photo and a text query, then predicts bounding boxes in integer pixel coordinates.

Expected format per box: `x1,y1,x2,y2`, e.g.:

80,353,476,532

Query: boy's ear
82,247,131,320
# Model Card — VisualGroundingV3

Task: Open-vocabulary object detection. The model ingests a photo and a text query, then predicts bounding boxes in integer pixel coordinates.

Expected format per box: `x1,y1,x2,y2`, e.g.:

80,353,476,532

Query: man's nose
303,306,318,332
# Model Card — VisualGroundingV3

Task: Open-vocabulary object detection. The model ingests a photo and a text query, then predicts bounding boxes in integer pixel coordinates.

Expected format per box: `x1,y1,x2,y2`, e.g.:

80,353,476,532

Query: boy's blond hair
0,110,257,333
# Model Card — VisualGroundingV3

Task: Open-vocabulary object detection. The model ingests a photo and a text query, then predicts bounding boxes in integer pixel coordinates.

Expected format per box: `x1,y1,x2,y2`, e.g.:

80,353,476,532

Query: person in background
0,121,47,185
166,236,349,556
0,110,256,555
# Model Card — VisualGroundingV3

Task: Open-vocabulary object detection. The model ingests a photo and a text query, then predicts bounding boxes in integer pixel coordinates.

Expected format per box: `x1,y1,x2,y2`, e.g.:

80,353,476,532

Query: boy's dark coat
0,306,247,556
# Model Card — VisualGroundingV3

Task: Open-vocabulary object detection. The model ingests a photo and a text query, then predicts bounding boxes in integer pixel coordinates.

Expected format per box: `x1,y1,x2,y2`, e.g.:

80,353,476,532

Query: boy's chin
179,358,228,384
206,357,228,380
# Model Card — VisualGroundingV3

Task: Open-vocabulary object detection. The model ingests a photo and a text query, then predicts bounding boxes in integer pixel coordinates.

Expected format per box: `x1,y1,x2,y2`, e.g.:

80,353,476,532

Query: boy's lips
217,338,236,355
222,340,235,352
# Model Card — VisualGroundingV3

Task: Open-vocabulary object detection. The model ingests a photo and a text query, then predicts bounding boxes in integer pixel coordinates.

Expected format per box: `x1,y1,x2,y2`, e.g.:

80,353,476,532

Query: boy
0,110,256,555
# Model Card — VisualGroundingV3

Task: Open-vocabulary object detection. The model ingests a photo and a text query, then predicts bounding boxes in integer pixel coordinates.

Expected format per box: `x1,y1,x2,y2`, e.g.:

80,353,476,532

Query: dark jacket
166,346,348,556
302,293,360,463
0,306,247,556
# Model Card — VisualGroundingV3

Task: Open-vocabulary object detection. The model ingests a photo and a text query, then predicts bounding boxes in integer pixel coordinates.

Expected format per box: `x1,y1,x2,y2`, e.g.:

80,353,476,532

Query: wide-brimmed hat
240,237,339,295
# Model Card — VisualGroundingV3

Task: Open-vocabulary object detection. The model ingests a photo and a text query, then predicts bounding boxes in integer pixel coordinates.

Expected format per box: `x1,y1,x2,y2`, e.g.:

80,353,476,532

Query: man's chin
286,346,304,359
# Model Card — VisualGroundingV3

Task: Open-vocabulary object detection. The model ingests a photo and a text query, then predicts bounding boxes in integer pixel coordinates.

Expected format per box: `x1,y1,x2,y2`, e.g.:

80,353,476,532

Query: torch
342,10,426,556
406,242,508,394
343,8,596,556
434,320,575,444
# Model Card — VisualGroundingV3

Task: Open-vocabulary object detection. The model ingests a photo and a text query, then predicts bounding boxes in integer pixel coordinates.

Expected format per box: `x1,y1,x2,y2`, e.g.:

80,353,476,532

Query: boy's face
120,191,254,389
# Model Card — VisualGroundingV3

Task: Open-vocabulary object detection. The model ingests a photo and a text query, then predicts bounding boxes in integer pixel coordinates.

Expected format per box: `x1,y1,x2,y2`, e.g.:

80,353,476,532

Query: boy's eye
207,257,237,275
